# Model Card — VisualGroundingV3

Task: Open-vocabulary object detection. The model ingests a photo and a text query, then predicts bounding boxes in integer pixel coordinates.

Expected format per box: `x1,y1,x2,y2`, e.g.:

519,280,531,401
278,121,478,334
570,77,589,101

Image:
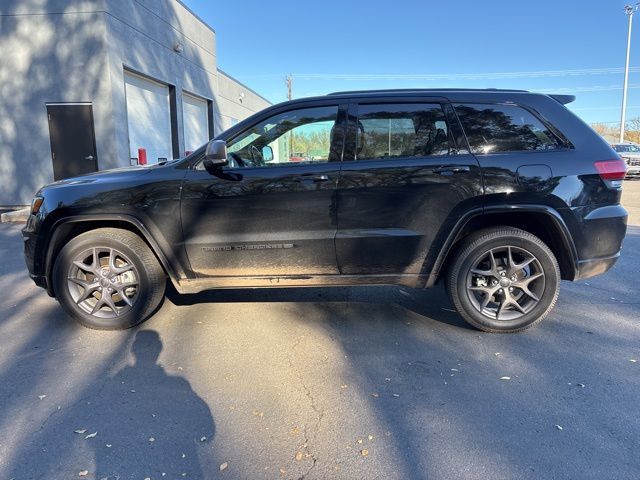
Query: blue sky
184,0,640,124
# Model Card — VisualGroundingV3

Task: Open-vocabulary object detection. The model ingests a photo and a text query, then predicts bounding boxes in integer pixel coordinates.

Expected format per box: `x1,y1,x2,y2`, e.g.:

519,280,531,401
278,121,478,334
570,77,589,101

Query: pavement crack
288,336,323,480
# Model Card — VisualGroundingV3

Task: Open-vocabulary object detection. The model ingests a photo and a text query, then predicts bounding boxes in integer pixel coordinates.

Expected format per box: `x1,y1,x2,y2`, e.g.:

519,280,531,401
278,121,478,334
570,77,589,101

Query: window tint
454,103,560,154
356,104,451,160
225,106,340,168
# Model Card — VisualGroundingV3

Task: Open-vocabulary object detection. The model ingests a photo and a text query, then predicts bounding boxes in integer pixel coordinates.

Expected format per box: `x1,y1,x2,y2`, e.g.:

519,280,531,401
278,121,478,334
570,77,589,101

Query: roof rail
327,88,530,96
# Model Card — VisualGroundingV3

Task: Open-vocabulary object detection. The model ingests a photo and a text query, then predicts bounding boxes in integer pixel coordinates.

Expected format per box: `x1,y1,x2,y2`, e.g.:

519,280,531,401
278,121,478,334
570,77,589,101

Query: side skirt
175,274,425,294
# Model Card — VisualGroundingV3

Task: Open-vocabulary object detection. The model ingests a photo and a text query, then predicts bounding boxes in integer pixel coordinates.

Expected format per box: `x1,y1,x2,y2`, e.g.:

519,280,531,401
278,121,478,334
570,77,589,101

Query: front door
46,103,98,180
336,101,483,276
181,103,346,278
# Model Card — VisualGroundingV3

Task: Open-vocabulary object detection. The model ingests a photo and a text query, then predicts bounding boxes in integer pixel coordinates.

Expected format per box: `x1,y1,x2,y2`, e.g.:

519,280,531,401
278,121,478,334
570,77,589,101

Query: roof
325,88,575,105
328,88,529,95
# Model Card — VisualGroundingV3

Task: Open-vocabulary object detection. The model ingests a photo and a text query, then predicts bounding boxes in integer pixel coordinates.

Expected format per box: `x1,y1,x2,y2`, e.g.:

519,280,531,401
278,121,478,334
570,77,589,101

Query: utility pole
285,74,293,101
285,74,293,157
621,4,638,143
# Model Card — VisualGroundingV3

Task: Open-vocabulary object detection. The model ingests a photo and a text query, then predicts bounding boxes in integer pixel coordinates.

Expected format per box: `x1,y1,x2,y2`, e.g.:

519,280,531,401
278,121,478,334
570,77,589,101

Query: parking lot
0,185,638,480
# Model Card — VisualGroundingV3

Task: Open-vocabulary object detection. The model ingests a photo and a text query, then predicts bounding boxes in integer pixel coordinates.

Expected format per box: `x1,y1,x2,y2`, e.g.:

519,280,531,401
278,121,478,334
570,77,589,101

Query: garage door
125,72,172,164
183,93,209,154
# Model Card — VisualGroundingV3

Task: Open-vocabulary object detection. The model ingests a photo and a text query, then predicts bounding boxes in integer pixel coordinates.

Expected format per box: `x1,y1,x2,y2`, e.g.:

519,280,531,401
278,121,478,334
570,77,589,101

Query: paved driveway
0,223,638,480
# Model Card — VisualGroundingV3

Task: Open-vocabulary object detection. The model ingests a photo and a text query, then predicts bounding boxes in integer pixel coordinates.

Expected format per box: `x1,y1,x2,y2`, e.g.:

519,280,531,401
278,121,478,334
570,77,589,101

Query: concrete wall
216,70,271,133
0,0,270,205
0,0,111,205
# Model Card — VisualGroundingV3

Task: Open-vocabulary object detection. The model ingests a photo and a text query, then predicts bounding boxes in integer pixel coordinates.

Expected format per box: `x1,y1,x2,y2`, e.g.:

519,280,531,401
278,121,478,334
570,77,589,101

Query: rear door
335,100,483,276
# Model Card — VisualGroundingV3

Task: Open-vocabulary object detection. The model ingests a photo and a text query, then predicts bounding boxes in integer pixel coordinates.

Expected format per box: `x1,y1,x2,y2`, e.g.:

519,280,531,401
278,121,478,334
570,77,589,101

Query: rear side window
454,103,560,154
356,103,451,160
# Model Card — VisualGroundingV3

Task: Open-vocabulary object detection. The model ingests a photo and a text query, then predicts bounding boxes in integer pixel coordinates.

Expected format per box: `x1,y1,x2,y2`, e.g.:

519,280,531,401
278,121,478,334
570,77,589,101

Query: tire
52,228,166,330
446,227,560,333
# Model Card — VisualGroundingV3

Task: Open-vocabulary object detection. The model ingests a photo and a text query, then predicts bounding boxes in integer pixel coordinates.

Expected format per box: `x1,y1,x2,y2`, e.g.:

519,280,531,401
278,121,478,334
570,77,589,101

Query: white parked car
611,143,640,178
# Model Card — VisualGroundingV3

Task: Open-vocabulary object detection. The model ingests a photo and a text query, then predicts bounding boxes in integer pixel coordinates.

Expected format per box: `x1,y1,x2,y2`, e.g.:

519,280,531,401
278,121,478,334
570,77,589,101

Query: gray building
0,0,271,206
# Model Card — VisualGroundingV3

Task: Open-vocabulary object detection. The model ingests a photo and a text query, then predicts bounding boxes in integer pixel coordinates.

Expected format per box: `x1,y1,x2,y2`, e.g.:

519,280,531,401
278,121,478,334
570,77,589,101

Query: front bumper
22,215,49,292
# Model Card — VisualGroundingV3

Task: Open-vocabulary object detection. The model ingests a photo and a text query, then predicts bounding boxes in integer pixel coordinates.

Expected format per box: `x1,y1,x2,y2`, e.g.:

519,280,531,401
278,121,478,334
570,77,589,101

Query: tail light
594,159,627,187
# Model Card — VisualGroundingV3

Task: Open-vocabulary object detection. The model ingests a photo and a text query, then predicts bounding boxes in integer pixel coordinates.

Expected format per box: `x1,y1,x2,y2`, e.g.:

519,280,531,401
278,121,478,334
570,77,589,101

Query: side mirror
262,145,274,162
203,140,228,172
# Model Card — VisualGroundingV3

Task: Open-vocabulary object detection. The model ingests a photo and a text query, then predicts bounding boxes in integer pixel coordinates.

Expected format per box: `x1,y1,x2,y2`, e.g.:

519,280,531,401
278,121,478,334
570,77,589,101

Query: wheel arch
43,215,184,296
428,205,579,287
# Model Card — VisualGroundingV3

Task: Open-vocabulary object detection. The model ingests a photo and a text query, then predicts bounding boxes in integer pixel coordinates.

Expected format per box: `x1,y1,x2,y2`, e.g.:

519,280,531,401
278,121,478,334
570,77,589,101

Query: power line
239,66,640,81
289,67,640,81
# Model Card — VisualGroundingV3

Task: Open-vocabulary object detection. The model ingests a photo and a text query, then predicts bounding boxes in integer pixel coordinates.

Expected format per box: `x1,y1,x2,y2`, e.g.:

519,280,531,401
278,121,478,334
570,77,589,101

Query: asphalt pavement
0,223,638,480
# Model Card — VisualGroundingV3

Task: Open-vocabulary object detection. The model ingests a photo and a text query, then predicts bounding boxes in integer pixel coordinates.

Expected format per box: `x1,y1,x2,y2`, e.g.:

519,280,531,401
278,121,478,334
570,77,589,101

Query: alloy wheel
66,247,140,318
465,246,545,321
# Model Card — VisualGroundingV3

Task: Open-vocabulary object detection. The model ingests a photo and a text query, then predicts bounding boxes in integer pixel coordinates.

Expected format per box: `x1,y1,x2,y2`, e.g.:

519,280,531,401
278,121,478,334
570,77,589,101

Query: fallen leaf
78,471,89,477
555,424,563,430
500,376,511,380
295,451,303,461
220,462,228,471
74,429,87,434
38,395,47,400
85,432,97,439
361,449,369,456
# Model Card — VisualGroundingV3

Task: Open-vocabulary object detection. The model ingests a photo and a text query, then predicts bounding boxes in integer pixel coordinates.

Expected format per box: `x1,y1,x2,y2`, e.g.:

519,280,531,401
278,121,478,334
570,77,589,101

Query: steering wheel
249,145,265,167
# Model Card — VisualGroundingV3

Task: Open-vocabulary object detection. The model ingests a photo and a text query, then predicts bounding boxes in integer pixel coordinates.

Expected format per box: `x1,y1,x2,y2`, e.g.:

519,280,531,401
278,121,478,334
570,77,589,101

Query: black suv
23,89,628,332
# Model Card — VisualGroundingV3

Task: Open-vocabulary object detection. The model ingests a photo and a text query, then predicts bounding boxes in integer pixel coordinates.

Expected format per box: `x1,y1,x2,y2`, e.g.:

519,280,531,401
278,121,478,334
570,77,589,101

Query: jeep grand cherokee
23,89,628,332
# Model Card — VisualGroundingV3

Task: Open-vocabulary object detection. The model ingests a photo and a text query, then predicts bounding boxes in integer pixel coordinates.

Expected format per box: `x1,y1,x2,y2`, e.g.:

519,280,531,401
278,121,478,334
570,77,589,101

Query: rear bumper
569,203,627,280
575,253,620,280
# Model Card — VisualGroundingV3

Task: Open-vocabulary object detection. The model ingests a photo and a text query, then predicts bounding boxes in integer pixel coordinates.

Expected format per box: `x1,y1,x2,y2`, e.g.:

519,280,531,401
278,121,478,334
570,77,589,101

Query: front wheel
446,227,560,333
52,228,166,330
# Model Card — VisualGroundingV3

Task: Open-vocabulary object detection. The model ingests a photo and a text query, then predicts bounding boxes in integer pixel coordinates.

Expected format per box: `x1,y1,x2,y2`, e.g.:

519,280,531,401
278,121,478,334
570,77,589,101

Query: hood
42,165,153,189
618,152,640,159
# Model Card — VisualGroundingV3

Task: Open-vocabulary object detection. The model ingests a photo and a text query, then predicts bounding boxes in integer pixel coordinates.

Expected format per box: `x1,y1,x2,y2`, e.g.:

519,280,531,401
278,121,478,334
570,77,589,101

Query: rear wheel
52,228,166,330
446,227,560,333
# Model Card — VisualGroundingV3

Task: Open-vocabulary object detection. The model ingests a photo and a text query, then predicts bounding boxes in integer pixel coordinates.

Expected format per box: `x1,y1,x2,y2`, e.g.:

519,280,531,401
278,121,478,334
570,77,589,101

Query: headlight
30,196,44,215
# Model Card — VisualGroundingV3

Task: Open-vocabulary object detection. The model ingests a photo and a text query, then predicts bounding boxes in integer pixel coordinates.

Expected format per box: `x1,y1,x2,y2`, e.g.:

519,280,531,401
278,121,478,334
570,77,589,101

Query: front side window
356,103,451,160
454,103,560,154
224,105,340,168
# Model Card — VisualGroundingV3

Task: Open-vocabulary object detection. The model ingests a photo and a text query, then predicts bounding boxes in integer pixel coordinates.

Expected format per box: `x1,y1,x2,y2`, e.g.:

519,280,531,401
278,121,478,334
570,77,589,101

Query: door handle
433,166,470,175
85,155,94,161
294,174,330,183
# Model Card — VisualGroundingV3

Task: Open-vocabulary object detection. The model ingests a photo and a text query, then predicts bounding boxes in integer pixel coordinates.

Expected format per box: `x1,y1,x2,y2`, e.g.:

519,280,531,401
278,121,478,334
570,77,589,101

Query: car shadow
165,282,473,331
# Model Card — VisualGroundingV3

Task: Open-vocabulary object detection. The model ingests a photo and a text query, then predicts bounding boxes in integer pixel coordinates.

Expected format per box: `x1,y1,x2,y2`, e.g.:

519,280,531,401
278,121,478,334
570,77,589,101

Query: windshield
614,144,640,153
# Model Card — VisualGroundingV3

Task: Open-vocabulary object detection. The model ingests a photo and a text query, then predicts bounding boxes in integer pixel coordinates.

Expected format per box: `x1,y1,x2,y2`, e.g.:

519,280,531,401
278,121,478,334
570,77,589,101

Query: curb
1,207,30,223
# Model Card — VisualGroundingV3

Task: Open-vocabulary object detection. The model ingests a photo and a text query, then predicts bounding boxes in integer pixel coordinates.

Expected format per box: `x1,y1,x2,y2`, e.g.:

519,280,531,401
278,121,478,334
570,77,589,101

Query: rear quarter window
454,103,561,154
